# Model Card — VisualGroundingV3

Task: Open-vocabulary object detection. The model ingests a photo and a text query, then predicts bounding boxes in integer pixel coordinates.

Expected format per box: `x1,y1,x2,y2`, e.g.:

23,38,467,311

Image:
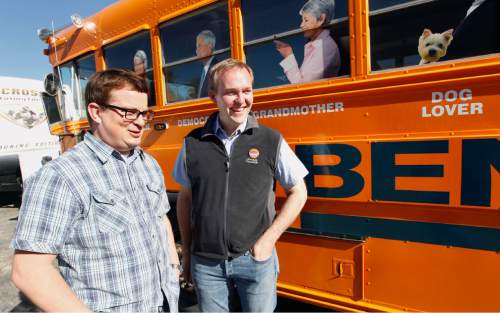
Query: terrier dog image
418,28,454,64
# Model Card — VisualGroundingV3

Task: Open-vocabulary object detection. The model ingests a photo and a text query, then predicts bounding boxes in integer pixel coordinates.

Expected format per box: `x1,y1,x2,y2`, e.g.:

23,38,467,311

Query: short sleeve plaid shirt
11,132,179,312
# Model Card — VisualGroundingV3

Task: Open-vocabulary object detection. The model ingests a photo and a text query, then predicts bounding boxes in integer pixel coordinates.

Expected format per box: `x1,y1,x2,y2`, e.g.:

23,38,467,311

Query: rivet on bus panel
366,268,371,272
450,131,455,136
366,249,371,253
367,282,371,286
364,112,369,117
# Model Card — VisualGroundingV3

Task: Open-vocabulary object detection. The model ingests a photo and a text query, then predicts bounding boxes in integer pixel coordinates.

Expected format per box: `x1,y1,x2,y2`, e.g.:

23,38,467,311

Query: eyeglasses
99,103,154,121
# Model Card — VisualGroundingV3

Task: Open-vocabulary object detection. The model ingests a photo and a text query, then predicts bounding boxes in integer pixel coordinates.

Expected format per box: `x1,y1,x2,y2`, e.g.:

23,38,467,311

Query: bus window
57,62,82,121
159,2,230,103
242,0,349,89
369,0,499,71
74,53,96,118
103,31,156,106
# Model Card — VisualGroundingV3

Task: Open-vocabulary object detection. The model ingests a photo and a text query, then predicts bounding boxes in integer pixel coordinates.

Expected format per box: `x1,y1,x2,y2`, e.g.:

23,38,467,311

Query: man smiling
173,59,308,312
11,69,180,312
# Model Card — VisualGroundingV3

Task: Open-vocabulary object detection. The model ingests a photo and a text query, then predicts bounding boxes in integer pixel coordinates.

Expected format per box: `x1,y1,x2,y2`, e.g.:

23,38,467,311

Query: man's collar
245,112,259,130
201,112,259,139
214,116,247,139
84,132,144,163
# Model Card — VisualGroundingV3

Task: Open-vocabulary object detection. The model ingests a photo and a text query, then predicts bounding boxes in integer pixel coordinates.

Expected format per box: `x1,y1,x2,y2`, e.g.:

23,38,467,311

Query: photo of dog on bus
418,28,453,64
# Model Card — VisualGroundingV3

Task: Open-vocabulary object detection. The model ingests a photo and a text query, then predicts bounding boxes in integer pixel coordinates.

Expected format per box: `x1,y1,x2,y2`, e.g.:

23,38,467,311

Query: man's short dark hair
85,68,149,127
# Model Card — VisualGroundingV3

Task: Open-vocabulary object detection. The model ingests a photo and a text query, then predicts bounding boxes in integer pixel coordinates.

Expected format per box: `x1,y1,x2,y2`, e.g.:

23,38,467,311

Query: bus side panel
277,233,364,301
277,234,500,312
365,238,500,311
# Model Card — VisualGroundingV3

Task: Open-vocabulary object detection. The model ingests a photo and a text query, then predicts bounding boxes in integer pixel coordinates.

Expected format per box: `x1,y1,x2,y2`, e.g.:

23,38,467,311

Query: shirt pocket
146,182,166,219
91,190,136,234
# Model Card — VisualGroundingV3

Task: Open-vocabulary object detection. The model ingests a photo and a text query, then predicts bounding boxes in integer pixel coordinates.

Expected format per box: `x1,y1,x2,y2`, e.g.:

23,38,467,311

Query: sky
0,0,117,81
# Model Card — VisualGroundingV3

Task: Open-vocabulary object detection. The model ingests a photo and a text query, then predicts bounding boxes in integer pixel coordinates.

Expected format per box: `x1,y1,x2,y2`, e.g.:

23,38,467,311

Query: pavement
0,205,36,312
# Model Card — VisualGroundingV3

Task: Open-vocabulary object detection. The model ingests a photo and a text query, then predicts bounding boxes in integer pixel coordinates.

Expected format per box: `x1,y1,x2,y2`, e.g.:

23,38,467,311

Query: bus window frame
244,17,351,86
56,60,85,123
74,52,97,119
102,29,157,107
158,1,231,104
46,48,98,136
240,0,352,90
367,0,500,76
55,51,98,121
102,30,156,78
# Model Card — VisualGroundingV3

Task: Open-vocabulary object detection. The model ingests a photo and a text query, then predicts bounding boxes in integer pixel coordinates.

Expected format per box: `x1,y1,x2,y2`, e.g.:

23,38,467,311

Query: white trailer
0,76,60,206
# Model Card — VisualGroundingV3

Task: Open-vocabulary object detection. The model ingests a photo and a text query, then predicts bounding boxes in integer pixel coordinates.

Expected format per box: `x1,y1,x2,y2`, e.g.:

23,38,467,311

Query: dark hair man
173,59,308,312
11,68,180,312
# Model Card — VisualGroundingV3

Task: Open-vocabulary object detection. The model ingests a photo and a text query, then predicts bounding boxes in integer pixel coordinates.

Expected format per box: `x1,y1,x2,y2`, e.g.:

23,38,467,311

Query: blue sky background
0,1,116,81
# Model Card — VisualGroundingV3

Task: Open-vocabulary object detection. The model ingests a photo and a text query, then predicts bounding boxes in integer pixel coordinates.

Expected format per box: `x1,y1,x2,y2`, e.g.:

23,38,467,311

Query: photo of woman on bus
275,0,340,84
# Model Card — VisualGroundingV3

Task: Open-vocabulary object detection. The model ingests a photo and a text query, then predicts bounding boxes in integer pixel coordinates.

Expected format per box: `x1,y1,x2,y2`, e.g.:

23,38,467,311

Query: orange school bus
39,0,499,311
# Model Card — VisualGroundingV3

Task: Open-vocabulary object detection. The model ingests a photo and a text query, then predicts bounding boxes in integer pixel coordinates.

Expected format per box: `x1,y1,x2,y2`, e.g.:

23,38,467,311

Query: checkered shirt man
11,132,179,312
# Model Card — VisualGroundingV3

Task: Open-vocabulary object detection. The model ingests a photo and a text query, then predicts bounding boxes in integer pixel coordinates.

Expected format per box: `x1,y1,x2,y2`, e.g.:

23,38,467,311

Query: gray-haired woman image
275,0,340,84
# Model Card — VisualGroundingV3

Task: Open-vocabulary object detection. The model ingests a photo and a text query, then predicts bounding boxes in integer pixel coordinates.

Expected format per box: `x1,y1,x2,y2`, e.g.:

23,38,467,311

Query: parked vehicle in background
0,76,60,206
0,154,22,207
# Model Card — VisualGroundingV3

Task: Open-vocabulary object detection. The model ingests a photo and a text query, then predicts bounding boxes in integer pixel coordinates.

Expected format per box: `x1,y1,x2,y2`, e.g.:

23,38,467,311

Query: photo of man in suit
196,30,218,98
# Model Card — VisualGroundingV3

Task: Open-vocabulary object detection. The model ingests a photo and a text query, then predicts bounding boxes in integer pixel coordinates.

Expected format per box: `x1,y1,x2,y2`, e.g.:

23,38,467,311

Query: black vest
185,113,281,259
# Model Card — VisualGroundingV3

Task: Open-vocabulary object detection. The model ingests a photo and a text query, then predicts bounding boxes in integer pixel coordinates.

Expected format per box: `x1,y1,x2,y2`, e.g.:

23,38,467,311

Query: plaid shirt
11,133,179,312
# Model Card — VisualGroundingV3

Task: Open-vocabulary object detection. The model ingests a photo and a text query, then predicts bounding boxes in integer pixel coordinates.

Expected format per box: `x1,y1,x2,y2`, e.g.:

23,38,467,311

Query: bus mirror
44,72,60,96
41,91,63,125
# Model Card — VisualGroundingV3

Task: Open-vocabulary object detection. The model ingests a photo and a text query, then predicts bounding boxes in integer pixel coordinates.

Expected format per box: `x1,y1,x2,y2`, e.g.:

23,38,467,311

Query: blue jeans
191,250,279,312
